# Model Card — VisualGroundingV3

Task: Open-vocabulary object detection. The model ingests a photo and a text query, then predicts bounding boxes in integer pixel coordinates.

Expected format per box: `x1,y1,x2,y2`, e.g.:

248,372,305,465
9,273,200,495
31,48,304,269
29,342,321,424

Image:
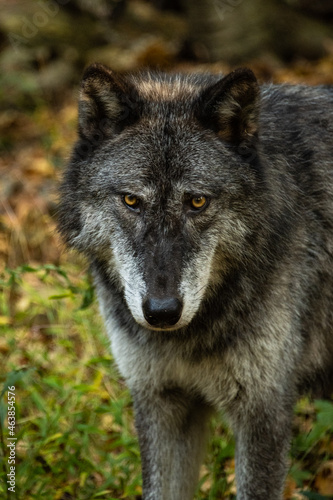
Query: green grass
0,264,332,499
0,264,141,499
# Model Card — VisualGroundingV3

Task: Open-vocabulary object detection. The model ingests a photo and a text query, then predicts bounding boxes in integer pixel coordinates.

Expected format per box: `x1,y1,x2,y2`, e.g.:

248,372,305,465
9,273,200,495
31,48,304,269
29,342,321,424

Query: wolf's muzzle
142,297,183,329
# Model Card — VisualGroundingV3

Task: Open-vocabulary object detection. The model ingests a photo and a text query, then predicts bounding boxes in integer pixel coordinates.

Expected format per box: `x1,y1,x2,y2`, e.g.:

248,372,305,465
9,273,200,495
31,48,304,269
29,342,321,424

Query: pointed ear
196,68,260,144
78,63,140,140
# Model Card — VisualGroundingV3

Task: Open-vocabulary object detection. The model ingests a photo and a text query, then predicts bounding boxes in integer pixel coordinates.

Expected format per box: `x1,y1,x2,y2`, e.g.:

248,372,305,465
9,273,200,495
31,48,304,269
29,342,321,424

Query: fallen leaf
314,461,333,496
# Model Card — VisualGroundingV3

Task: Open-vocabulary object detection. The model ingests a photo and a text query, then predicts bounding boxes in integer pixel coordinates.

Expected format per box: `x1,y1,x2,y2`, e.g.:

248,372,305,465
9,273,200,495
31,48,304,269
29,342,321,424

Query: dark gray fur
58,63,333,499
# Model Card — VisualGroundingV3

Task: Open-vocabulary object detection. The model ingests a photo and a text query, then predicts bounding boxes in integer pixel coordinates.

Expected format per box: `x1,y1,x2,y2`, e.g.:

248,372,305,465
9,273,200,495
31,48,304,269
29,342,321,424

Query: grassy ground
0,263,142,499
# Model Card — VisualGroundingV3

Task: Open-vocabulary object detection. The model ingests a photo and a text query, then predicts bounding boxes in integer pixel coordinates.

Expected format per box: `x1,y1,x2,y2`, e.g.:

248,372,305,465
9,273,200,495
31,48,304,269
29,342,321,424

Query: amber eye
123,194,140,210
191,196,207,210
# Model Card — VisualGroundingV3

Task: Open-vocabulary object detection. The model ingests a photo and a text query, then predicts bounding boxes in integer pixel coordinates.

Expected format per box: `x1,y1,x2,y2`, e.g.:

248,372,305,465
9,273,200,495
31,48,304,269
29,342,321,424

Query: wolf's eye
191,196,207,210
123,194,140,211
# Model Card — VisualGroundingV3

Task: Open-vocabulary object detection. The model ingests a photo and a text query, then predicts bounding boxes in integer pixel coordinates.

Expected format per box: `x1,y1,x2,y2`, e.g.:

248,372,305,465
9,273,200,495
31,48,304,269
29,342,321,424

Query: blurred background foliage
1,1,333,499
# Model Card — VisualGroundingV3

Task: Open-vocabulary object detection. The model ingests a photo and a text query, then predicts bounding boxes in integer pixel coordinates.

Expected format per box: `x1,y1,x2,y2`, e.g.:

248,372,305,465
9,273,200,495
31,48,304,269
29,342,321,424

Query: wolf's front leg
132,387,212,500
230,398,293,500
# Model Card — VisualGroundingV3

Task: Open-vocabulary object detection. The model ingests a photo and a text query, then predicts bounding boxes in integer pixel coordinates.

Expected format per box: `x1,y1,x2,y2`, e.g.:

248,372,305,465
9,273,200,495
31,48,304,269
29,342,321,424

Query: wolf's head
59,64,263,331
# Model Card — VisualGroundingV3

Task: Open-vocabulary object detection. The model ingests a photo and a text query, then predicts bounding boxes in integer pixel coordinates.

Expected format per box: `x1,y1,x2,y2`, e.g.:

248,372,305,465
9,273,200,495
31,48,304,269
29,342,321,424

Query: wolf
58,63,333,499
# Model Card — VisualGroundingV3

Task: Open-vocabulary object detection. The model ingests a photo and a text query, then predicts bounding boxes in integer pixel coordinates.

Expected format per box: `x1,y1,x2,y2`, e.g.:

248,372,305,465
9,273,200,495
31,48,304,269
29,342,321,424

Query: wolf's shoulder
260,82,333,113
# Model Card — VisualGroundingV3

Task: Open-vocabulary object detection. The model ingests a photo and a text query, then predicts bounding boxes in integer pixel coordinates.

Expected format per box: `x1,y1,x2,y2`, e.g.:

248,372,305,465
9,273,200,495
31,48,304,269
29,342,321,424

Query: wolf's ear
78,63,140,140
196,68,260,144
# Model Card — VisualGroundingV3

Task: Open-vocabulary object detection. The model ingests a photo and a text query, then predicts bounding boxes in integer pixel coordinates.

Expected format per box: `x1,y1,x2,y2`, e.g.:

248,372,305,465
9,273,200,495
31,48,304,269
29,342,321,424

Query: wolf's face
59,65,262,331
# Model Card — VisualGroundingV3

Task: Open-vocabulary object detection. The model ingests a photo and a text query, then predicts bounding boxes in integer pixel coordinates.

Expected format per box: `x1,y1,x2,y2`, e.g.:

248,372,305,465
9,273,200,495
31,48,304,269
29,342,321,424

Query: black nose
143,297,183,328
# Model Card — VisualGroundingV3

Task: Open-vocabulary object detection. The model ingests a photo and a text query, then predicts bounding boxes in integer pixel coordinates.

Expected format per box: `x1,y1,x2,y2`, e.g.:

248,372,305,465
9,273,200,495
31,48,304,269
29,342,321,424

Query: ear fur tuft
197,68,260,144
78,63,140,140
